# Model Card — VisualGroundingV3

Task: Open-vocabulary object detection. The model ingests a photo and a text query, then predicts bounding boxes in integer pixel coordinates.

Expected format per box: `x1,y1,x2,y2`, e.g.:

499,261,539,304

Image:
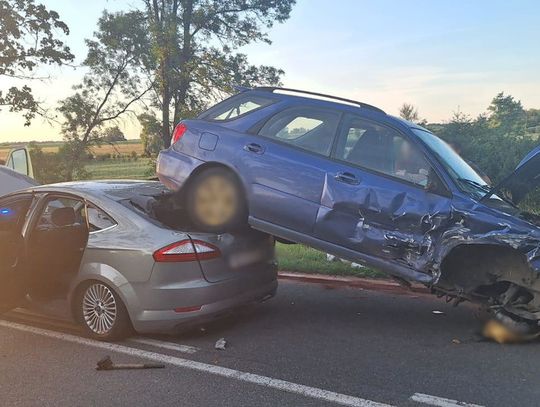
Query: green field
0,140,145,161
85,158,152,179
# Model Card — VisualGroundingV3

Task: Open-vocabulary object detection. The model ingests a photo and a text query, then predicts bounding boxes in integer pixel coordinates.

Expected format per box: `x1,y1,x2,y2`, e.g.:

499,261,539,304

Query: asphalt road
1,280,539,407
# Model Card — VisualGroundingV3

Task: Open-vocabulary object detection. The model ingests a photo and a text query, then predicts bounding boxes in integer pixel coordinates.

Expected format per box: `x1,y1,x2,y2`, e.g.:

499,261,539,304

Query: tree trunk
162,91,171,148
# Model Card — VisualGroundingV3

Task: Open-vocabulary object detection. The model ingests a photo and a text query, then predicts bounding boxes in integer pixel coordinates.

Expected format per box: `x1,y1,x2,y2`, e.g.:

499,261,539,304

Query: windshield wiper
458,178,518,208
458,178,517,208
457,178,490,192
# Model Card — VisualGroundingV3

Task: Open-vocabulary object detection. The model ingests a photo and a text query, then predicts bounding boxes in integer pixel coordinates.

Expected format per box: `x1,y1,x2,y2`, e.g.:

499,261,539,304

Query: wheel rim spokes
82,284,117,335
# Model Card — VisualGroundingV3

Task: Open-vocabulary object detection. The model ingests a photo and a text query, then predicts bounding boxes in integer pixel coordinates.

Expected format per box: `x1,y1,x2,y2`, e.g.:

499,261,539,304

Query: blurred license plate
228,249,266,269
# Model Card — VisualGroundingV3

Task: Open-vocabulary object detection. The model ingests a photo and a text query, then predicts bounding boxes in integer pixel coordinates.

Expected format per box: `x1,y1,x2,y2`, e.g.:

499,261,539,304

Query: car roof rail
232,84,252,93
253,86,386,114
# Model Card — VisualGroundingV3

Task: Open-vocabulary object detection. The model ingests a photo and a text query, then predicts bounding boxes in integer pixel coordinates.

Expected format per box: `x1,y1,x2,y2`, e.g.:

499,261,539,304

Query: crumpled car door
314,114,453,274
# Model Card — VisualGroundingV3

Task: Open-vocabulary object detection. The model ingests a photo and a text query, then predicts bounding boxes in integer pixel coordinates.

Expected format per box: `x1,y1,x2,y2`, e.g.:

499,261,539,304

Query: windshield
412,128,491,199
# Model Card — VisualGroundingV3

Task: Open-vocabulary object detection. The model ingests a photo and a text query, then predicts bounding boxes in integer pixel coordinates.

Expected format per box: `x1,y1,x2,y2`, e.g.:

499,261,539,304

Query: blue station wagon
157,87,540,329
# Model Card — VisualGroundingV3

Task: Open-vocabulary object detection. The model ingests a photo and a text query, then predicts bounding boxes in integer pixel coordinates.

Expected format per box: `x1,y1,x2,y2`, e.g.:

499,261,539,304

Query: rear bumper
127,264,278,334
156,148,204,191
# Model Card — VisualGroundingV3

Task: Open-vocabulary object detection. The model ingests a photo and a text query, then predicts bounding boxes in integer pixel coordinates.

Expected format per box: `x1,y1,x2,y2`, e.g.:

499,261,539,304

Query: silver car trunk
187,230,276,282
119,184,276,283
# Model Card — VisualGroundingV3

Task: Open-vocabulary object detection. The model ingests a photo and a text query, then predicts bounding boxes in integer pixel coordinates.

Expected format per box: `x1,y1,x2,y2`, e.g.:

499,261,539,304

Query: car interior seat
27,207,89,298
347,129,392,174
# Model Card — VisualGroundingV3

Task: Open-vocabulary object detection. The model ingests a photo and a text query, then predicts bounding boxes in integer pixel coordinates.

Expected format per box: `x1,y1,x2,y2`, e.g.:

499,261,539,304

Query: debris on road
215,338,227,350
96,356,165,371
451,338,461,344
432,310,445,315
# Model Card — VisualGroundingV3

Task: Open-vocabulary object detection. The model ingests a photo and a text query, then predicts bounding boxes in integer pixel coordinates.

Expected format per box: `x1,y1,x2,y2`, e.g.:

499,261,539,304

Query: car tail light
171,122,187,145
153,239,221,263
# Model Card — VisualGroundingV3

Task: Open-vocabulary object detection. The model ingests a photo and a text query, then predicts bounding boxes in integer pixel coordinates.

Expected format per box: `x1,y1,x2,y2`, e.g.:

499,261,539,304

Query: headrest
51,207,76,227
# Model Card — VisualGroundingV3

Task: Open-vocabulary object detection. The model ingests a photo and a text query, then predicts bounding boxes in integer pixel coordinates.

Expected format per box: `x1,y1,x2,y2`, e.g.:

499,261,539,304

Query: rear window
200,93,276,122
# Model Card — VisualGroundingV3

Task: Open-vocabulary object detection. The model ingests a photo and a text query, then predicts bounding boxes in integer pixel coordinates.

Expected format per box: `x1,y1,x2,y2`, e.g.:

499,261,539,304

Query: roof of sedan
25,180,169,201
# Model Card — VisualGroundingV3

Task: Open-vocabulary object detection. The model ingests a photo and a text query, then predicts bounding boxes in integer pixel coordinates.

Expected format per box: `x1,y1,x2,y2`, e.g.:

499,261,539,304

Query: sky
2,0,540,142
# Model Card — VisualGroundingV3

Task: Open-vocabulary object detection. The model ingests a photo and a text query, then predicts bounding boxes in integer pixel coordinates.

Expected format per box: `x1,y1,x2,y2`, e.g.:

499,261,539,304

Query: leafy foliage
142,0,296,146
427,93,540,185
399,103,419,123
102,126,126,142
57,11,153,180
0,0,73,124
27,142,88,183
138,113,163,156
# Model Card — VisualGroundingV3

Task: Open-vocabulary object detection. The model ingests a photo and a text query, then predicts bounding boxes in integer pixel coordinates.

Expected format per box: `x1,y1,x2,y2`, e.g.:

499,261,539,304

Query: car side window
85,204,116,232
203,94,276,121
334,115,432,187
258,106,340,156
38,197,85,228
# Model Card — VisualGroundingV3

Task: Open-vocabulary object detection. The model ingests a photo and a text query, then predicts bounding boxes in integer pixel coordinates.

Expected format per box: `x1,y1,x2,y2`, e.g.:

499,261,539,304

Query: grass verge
276,243,384,278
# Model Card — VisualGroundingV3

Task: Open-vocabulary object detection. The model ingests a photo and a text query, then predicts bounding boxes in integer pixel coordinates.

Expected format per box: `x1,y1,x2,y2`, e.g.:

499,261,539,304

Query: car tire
186,167,247,233
76,281,133,342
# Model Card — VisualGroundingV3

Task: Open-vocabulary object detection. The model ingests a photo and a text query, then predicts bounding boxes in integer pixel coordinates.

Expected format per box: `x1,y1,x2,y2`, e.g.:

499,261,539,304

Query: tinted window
86,204,116,232
259,106,340,156
335,115,432,187
203,94,275,121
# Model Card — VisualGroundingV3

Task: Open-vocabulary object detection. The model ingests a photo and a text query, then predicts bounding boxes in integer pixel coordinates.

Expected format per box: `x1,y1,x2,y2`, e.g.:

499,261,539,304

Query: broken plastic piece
215,338,227,350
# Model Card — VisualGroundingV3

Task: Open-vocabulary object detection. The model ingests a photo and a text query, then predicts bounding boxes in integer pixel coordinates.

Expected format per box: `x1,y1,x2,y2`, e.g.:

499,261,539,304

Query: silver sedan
0,180,277,340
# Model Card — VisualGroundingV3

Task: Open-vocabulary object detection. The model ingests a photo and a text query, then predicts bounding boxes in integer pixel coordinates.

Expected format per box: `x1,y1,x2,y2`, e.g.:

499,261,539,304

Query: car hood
487,144,540,204
0,166,39,197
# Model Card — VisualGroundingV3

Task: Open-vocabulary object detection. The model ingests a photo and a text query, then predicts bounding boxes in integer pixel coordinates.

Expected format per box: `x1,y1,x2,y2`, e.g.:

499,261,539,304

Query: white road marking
0,320,392,407
410,393,485,407
129,337,199,354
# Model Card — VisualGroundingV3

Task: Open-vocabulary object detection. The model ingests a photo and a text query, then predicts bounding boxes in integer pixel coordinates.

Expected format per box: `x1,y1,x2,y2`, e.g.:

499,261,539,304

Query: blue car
158,87,540,327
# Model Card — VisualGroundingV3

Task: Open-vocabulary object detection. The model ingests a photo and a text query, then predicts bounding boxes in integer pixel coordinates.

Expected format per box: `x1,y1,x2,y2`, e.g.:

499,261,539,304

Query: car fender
68,262,143,322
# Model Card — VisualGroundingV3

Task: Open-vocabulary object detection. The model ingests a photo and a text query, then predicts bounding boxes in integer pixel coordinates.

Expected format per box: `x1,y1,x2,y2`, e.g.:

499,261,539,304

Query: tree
429,94,537,185
399,103,420,123
142,0,295,147
138,113,163,156
0,0,74,124
487,92,526,134
102,126,126,142
58,11,153,180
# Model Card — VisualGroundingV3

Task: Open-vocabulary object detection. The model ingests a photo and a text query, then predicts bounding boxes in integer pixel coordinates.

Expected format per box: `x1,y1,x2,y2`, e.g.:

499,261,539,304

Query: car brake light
153,239,220,262
171,122,187,145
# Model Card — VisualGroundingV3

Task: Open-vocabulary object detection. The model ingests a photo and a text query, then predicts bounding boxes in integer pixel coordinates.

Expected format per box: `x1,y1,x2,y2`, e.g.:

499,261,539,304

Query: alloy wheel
82,283,117,335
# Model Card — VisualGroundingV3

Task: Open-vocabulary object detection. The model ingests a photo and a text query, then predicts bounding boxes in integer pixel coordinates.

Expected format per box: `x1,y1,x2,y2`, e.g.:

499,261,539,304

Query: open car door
26,196,89,299
1,147,38,197
5,147,34,178
0,194,34,313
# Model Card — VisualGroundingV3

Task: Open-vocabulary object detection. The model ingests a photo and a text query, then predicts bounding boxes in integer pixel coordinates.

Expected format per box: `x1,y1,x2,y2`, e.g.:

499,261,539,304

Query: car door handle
334,172,360,185
244,143,265,154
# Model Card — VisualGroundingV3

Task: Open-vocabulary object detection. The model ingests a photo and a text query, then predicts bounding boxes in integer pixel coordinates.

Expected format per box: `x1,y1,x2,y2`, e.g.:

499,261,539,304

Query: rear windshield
120,192,194,231
199,93,276,122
